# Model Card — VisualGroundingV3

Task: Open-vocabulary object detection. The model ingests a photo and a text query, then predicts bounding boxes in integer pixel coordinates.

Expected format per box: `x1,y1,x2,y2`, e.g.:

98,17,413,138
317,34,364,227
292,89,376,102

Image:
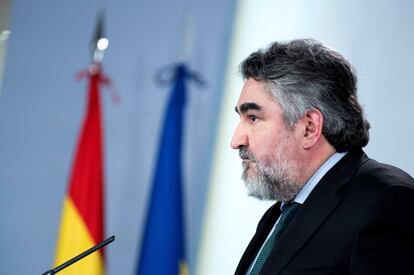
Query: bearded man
232,39,414,275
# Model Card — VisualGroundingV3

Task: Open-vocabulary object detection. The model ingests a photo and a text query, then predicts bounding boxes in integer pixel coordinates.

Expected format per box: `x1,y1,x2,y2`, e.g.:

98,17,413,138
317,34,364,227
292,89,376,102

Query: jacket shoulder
354,157,414,189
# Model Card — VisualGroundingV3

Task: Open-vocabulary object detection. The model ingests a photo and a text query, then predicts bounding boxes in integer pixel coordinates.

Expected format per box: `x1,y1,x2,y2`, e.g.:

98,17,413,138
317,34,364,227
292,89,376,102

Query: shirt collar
291,151,347,205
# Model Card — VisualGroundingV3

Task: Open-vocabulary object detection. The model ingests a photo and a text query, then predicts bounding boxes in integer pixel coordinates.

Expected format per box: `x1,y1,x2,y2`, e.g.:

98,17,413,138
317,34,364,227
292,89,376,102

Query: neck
297,141,336,185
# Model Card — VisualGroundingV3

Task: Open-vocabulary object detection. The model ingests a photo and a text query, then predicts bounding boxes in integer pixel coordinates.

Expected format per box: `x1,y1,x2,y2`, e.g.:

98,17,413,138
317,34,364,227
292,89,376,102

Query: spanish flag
54,65,106,275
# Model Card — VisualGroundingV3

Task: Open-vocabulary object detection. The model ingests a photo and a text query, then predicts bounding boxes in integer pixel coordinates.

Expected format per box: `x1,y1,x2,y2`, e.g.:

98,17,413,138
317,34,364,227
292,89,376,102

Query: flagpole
178,12,194,64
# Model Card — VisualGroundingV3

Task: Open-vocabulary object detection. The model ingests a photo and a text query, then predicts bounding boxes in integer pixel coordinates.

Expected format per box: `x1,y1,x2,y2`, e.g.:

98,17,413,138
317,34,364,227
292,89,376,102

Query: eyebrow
235,102,262,114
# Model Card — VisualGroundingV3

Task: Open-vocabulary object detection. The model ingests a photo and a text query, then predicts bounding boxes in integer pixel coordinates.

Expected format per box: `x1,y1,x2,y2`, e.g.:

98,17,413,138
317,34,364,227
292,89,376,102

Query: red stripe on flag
68,69,104,249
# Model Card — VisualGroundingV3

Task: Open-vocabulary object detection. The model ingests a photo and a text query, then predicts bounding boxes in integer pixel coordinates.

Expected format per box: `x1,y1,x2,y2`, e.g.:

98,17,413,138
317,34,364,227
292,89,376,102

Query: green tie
250,202,300,275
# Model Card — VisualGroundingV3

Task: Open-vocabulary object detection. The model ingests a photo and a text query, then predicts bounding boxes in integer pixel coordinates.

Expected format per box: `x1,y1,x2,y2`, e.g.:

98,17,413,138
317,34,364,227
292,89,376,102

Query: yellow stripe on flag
179,261,189,275
54,197,104,275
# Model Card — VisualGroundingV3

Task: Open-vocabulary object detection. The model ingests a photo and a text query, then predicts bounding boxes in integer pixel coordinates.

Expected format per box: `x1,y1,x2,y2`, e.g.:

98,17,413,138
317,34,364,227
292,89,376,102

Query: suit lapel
261,149,368,274
235,203,282,274
262,181,340,273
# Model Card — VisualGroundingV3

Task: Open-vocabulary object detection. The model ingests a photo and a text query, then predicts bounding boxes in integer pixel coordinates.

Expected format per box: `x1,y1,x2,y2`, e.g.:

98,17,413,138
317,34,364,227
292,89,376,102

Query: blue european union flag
137,64,192,275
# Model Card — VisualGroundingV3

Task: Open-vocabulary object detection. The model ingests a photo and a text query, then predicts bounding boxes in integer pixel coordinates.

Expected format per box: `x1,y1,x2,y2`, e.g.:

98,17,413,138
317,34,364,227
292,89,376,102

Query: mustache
239,146,255,161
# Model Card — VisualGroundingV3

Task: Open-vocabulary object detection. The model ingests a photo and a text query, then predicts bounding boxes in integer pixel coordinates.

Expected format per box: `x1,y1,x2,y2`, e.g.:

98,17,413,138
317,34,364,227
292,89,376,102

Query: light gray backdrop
0,0,236,274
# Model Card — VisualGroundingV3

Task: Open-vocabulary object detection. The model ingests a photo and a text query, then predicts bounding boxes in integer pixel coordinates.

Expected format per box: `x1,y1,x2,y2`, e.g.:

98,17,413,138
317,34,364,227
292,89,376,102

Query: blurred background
0,0,413,274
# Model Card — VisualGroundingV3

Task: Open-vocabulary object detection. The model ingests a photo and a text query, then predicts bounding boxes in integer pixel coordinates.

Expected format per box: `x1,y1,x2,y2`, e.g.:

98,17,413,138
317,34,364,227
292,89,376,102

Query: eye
249,115,257,122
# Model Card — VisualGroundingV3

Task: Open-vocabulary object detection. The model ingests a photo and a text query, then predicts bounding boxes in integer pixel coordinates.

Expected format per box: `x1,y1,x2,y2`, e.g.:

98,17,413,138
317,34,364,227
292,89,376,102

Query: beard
239,133,304,202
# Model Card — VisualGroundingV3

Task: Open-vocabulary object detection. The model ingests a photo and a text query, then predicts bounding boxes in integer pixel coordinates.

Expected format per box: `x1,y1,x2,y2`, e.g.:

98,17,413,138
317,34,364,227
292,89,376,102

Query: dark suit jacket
235,149,414,275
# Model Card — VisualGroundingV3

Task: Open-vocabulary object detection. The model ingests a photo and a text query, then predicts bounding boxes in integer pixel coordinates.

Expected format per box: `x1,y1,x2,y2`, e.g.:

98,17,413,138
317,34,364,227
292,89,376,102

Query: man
232,39,414,275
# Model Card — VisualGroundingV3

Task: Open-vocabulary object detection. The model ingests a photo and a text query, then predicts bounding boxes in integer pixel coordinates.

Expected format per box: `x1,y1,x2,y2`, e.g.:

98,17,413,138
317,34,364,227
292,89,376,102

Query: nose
230,123,248,149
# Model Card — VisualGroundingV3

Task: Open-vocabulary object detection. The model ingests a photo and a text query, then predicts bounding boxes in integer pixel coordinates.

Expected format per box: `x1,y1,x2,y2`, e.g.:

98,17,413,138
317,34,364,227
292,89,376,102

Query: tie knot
281,202,300,212
278,202,301,226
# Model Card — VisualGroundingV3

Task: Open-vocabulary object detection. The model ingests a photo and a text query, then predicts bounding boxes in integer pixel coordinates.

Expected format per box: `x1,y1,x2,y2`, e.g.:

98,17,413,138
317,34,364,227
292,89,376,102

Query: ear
302,109,323,150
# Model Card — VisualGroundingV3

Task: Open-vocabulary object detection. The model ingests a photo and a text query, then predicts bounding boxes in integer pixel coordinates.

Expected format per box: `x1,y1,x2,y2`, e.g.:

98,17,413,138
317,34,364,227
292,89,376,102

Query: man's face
231,79,304,202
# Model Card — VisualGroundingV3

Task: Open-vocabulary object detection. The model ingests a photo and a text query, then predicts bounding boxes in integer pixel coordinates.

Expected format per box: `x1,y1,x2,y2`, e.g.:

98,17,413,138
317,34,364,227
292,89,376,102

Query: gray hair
240,39,370,152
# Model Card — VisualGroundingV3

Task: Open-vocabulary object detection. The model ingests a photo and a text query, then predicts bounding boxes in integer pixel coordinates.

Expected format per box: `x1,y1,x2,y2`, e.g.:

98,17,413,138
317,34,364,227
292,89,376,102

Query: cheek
249,135,278,160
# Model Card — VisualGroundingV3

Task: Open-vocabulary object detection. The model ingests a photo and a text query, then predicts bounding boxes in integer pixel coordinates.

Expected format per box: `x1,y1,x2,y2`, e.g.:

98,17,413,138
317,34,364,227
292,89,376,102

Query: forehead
237,78,280,111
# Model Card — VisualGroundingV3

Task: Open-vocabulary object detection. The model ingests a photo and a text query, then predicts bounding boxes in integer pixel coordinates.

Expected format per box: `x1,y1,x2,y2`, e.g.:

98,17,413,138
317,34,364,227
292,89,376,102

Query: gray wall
0,0,236,274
